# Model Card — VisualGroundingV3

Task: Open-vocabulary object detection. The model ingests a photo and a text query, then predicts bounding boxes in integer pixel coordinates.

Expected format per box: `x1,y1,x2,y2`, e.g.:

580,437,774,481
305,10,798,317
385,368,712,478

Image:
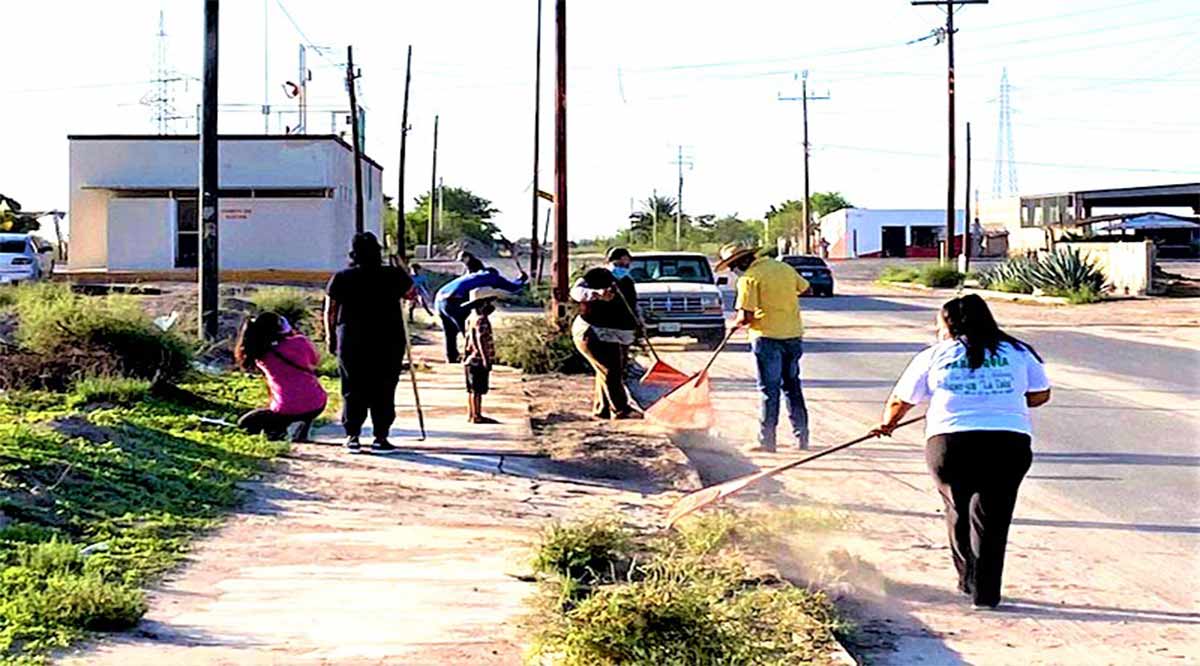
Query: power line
818,143,1200,175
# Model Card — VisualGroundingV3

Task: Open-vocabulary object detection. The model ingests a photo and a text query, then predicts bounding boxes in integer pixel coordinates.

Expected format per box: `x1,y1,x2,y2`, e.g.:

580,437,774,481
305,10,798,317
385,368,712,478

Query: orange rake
664,416,925,528
644,326,739,430
611,287,689,389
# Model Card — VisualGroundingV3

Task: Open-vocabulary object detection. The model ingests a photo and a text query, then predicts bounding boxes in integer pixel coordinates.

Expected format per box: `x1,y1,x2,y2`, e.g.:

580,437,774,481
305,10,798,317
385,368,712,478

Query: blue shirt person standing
434,256,527,362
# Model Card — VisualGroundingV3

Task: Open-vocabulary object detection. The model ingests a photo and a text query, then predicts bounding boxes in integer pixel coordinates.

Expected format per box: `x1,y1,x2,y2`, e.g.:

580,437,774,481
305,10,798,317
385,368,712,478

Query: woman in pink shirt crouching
234,312,328,442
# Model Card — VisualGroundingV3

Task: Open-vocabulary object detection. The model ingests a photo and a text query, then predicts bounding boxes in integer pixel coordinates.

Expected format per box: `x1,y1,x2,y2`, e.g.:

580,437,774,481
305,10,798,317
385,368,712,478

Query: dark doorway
881,226,907,258
175,199,199,268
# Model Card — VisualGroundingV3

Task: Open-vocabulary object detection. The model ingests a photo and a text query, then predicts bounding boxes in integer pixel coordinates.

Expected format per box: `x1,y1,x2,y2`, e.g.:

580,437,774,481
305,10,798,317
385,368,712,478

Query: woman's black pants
925,430,1032,607
238,407,324,442
338,355,401,440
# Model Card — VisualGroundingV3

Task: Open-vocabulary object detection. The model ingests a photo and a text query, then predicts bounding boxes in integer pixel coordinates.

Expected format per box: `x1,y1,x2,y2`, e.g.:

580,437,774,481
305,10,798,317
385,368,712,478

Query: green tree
764,200,805,248
624,195,680,248
0,194,40,233
403,186,501,249
810,191,852,218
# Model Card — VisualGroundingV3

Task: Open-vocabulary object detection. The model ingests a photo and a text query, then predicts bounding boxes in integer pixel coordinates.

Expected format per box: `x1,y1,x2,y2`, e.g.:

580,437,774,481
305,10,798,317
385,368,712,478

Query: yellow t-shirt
734,257,809,339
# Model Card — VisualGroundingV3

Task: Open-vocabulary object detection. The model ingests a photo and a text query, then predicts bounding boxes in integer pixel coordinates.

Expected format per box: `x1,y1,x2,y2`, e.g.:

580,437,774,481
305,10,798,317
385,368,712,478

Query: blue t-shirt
435,267,527,302
892,340,1050,438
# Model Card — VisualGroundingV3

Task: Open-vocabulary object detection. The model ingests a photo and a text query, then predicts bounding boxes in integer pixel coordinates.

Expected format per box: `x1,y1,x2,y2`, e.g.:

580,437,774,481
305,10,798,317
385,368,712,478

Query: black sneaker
371,440,398,454
344,436,362,453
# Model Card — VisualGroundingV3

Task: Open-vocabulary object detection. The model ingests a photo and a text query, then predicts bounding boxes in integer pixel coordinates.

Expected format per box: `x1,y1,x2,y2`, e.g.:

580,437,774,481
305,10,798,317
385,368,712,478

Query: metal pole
397,45,412,260
964,121,971,271
551,0,568,316
530,0,543,280
537,207,551,284
346,46,365,234
263,0,270,133
426,114,439,259
652,189,658,249
801,73,812,255
945,4,956,264
199,0,220,341
676,145,683,249
437,177,444,230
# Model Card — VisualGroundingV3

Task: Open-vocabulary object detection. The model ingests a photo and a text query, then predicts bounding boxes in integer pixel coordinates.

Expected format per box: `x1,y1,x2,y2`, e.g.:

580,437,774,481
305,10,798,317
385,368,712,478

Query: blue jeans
435,297,469,363
752,336,809,448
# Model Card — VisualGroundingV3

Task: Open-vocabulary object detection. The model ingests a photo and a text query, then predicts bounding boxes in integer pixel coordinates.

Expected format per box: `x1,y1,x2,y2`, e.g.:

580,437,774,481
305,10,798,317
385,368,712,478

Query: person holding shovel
570,265,639,420
874,294,1051,609
325,232,413,453
715,242,811,451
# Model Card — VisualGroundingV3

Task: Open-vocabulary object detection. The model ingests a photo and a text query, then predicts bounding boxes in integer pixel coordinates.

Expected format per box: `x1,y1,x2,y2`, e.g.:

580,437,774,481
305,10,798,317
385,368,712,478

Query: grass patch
496,315,588,375
0,372,287,663
1045,284,1103,304
526,514,851,665
916,264,965,288
876,266,920,284
68,377,151,408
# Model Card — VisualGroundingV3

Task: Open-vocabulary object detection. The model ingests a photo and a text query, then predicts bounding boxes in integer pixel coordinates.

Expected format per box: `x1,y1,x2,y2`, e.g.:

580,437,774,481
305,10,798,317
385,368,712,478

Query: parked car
630,251,726,349
0,233,54,284
781,254,834,296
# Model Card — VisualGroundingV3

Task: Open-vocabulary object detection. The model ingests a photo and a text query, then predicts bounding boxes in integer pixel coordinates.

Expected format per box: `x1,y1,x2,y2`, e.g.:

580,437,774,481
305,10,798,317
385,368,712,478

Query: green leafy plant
248,287,318,332
495,315,588,375
68,376,151,407
1029,247,1105,293
877,266,920,284
917,265,965,288
532,519,634,585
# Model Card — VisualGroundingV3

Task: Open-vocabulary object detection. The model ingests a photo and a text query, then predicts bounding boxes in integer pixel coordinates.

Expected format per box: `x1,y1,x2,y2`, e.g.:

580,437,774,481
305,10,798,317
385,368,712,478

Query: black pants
437,298,469,363
238,406,324,442
339,358,400,440
926,431,1032,607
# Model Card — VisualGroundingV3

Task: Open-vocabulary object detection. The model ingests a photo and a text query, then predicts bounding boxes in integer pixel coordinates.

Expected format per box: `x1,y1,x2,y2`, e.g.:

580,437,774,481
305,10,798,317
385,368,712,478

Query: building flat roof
67,133,384,172
1023,182,1200,209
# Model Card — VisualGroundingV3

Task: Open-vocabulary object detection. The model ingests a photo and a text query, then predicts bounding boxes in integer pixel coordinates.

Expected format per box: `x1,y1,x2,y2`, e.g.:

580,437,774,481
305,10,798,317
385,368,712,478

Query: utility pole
912,0,987,264
262,0,270,133
778,70,830,254
652,189,658,249
551,0,568,317
397,45,412,260
530,0,543,280
345,46,365,234
199,0,220,341
963,121,972,271
437,177,445,230
675,146,685,249
426,114,439,259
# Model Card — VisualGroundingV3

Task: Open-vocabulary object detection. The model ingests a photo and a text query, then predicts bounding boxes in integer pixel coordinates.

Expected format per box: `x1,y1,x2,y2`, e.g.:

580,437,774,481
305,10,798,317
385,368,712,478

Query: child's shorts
465,363,490,394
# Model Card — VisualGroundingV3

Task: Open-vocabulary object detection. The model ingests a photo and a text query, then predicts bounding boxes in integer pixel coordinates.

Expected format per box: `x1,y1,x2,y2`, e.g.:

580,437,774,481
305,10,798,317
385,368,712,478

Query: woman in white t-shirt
875,294,1051,610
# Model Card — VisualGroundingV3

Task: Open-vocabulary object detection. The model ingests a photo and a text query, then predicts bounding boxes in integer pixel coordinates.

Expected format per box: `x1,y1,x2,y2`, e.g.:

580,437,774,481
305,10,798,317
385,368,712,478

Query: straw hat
462,287,508,310
713,242,760,272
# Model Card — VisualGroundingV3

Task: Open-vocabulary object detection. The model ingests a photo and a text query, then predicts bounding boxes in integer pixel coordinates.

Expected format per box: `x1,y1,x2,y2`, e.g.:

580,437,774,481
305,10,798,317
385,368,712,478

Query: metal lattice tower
992,68,1018,197
141,10,188,134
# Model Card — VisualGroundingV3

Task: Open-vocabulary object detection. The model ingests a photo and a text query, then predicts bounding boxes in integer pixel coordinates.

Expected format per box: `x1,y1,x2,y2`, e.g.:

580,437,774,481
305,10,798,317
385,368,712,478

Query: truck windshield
629,257,714,284
0,241,27,254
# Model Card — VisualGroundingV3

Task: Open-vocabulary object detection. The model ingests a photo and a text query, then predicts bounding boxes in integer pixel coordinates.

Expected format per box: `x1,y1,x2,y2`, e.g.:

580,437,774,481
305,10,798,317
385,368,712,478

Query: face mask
610,265,631,279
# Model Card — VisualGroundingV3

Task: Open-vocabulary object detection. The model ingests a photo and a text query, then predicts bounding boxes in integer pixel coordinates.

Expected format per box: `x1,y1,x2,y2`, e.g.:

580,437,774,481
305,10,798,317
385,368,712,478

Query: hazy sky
3,0,1198,240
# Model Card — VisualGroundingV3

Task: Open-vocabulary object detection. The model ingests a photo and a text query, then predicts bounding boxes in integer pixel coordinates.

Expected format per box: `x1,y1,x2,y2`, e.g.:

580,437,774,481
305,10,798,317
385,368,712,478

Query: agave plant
1030,247,1106,293
978,257,1038,293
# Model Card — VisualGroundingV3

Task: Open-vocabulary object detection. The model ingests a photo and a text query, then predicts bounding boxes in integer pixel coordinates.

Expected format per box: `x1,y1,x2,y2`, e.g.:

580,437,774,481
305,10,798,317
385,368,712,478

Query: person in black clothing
324,232,414,453
569,248,640,419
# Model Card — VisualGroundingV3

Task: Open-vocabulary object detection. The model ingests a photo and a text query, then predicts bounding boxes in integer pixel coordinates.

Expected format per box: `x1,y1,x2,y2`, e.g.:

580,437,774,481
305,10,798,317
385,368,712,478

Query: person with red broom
570,261,640,420
715,242,811,451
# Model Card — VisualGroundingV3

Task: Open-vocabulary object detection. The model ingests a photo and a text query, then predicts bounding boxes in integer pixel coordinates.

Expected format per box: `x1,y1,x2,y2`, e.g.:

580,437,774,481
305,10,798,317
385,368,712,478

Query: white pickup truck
630,251,726,350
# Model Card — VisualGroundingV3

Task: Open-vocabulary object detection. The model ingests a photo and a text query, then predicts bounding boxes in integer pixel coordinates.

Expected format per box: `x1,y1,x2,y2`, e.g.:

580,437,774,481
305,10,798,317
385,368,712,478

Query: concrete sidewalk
60,354,665,665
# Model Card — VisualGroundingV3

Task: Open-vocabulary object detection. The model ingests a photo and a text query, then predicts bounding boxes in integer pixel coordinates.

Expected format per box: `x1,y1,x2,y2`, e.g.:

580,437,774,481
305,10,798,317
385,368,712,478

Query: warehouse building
66,134,384,280
818,208,967,259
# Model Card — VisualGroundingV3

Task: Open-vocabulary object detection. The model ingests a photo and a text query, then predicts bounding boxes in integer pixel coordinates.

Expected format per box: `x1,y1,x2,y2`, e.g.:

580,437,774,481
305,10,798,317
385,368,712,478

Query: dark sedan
781,255,834,296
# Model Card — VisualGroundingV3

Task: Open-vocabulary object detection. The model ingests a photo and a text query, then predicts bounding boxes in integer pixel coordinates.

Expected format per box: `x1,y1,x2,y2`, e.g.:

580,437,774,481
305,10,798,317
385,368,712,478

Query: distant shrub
917,264,965,288
979,249,1105,302
877,266,920,283
249,287,318,332
532,519,634,584
13,287,193,383
495,315,588,375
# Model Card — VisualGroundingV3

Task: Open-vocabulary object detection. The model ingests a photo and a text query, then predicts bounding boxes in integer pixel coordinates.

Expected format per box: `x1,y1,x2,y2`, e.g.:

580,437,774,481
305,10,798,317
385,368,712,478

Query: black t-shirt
326,265,413,349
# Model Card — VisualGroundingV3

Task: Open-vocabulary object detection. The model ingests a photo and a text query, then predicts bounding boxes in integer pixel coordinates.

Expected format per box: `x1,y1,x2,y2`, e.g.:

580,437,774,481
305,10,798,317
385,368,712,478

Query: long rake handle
613,285,663,364
393,261,427,441
697,324,740,377
766,415,925,478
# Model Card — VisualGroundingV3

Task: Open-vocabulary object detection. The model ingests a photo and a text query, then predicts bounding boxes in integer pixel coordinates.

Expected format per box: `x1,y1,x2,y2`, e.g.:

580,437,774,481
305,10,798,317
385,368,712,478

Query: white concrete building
819,208,966,259
67,134,384,278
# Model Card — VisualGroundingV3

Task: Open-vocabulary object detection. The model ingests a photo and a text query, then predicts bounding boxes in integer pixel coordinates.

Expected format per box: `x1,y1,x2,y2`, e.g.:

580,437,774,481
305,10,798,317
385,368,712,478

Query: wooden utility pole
912,0,987,264
652,189,658,249
530,0,543,280
199,0,220,341
675,146,683,249
397,45,413,260
426,115,439,259
551,0,568,317
778,70,829,255
346,46,365,234
963,121,972,271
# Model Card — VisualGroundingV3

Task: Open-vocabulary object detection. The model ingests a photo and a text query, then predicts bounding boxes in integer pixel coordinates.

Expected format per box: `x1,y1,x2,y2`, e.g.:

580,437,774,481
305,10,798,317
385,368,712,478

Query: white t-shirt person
892,339,1051,438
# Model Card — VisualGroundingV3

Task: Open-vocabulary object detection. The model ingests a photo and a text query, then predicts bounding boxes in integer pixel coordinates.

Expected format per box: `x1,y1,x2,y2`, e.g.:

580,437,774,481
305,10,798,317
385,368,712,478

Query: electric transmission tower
992,67,1018,197
141,10,190,134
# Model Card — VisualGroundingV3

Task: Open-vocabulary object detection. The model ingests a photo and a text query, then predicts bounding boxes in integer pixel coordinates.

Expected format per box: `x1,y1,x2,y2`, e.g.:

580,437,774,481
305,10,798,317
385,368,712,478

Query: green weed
876,266,920,284
496,315,588,375
248,287,319,332
532,519,634,585
916,265,965,288
68,377,151,408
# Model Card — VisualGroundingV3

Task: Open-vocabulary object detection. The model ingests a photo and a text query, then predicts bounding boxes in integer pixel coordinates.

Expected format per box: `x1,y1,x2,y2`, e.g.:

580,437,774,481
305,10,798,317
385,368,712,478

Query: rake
664,416,925,527
642,326,739,430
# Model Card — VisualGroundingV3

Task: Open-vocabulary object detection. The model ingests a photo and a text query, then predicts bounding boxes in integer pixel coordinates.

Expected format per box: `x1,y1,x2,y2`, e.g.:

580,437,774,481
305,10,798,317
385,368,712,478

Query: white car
631,251,726,349
0,233,55,284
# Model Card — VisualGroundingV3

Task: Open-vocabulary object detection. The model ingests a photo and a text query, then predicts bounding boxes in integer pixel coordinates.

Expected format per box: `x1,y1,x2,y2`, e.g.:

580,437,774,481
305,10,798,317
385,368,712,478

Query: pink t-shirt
256,335,328,415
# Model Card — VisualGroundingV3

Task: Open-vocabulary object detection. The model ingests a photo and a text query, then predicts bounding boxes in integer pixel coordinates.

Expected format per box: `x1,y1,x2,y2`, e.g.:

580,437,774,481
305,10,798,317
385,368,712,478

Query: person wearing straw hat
715,242,811,451
461,287,505,424
570,266,640,420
